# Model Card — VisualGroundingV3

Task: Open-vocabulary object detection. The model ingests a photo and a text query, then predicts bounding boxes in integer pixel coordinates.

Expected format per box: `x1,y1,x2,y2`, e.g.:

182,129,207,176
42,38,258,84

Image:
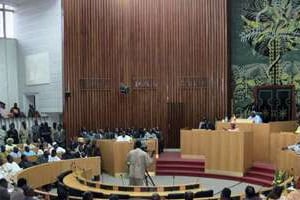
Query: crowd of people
79,127,164,154
0,102,40,119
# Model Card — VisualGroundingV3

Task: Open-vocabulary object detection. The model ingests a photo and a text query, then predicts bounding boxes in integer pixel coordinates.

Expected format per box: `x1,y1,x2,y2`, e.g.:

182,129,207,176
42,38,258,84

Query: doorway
166,102,185,148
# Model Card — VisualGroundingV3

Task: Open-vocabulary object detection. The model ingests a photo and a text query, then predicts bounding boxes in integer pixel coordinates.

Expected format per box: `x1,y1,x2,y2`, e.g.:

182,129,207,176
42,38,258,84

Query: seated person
37,150,49,164
295,120,300,134
9,147,22,159
116,131,132,142
220,187,231,200
225,122,240,132
245,185,261,200
144,129,157,140
3,155,22,179
0,145,8,161
10,103,21,118
49,142,66,154
282,142,300,154
18,155,33,169
267,186,284,200
199,117,215,130
22,146,36,157
48,149,61,162
5,138,16,152
248,111,262,124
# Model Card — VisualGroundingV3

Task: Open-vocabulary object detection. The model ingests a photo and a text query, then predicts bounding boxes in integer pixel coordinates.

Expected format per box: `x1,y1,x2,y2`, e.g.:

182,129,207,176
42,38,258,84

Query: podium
215,121,297,162
181,130,253,177
96,139,157,176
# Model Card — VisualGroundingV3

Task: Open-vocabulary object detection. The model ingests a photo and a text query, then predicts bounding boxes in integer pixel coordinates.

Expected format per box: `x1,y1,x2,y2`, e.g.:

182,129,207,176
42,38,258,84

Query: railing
0,116,53,130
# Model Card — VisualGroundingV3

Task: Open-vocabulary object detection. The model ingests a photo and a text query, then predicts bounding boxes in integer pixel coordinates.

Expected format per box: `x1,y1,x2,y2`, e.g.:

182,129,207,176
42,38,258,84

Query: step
156,170,243,182
156,164,205,172
156,163,205,169
245,171,274,181
252,162,276,171
156,160,205,166
156,169,205,177
250,167,275,174
243,176,273,187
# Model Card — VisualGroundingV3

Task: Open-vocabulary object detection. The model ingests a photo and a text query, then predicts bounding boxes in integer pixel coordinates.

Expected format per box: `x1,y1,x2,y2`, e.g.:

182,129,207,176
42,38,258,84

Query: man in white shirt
248,111,263,124
2,155,22,181
116,131,132,142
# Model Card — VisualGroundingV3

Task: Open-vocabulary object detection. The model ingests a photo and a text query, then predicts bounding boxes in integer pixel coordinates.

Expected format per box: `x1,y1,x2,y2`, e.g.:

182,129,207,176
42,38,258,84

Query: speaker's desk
96,139,157,176
216,121,297,163
181,130,253,177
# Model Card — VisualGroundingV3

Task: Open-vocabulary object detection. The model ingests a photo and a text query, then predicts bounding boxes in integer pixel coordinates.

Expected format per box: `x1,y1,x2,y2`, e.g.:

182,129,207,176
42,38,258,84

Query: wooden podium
96,139,157,176
215,121,297,163
181,130,253,177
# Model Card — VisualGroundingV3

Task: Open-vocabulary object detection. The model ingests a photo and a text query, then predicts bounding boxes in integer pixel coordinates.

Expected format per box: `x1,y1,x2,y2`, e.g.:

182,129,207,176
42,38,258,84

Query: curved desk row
16,157,101,188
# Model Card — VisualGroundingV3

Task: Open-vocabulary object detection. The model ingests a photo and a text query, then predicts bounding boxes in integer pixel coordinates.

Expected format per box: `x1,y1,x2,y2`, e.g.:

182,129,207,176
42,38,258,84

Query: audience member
245,185,261,200
23,146,36,157
23,186,38,200
27,104,40,118
3,155,22,179
152,193,161,200
248,111,263,124
184,191,194,200
19,155,33,169
37,150,49,164
9,147,22,159
61,148,74,160
0,125,6,146
10,103,21,118
0,178,10,199
116,131,132,142
19,121,29,144
0,101,12,118
40,122,52,144
227,122,240,132
17,178,28,190
7,123,19,144
5,138,16,152
82,191,93,200
144,129,157,140
267,186,284,200
220,187,231,200
31,120,40,143
0,145,8,160
48,149,61,162
86,140,101,157
50,142,66,154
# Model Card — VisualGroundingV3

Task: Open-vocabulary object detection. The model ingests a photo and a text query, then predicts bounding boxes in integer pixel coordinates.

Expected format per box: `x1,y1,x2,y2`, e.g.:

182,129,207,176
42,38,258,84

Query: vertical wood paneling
63,0,230,147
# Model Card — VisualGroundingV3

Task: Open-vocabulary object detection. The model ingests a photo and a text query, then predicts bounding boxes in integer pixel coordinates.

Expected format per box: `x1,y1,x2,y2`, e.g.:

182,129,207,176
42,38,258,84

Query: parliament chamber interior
0,0,300,199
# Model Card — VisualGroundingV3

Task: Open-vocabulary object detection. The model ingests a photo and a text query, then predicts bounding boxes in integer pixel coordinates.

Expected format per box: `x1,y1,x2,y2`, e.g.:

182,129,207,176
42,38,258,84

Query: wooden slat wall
63,0,230,147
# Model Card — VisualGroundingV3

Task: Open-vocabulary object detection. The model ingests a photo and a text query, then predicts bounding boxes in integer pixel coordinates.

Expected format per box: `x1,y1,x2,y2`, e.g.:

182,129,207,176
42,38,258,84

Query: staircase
156,152,205,177
156,152,276,187
243,162,276,187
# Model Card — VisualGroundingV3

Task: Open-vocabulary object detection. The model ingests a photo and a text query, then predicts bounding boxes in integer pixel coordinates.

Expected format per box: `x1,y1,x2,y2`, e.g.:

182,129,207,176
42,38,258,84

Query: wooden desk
96,139,157,176
270,132,300,164
17,157,101,188
276,150,300,177
216,121,297,163
181,130,253,177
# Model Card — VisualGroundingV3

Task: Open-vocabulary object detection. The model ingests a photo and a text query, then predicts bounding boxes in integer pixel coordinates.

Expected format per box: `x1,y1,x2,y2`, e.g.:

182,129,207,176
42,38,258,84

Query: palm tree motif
240,0,300,84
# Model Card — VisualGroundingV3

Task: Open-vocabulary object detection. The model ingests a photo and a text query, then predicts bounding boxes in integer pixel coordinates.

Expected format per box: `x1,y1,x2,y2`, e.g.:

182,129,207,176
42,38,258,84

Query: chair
166,192,185,199
194,190,214,198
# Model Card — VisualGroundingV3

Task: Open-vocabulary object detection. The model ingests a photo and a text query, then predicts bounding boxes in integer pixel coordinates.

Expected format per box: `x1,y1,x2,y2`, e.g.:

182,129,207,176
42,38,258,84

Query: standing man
126,140,154,186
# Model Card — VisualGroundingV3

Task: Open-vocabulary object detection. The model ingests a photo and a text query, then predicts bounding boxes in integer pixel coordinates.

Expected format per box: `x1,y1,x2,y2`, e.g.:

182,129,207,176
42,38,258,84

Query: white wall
15,0,63,113
0,39,19,108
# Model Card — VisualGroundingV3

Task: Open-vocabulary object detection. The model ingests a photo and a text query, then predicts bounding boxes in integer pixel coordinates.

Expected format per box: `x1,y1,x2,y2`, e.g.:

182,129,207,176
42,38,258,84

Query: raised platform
156,152,275,187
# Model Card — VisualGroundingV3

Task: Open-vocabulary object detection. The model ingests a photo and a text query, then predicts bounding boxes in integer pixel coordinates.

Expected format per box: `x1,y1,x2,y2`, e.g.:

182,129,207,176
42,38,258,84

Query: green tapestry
231,0,300,117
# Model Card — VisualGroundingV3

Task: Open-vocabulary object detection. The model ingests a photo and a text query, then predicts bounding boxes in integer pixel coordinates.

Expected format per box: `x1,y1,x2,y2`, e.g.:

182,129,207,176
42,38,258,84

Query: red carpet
156,152,274,187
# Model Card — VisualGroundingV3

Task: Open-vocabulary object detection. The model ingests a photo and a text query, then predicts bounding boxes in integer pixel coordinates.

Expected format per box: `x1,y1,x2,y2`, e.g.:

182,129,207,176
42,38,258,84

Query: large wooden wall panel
63,0,229,147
